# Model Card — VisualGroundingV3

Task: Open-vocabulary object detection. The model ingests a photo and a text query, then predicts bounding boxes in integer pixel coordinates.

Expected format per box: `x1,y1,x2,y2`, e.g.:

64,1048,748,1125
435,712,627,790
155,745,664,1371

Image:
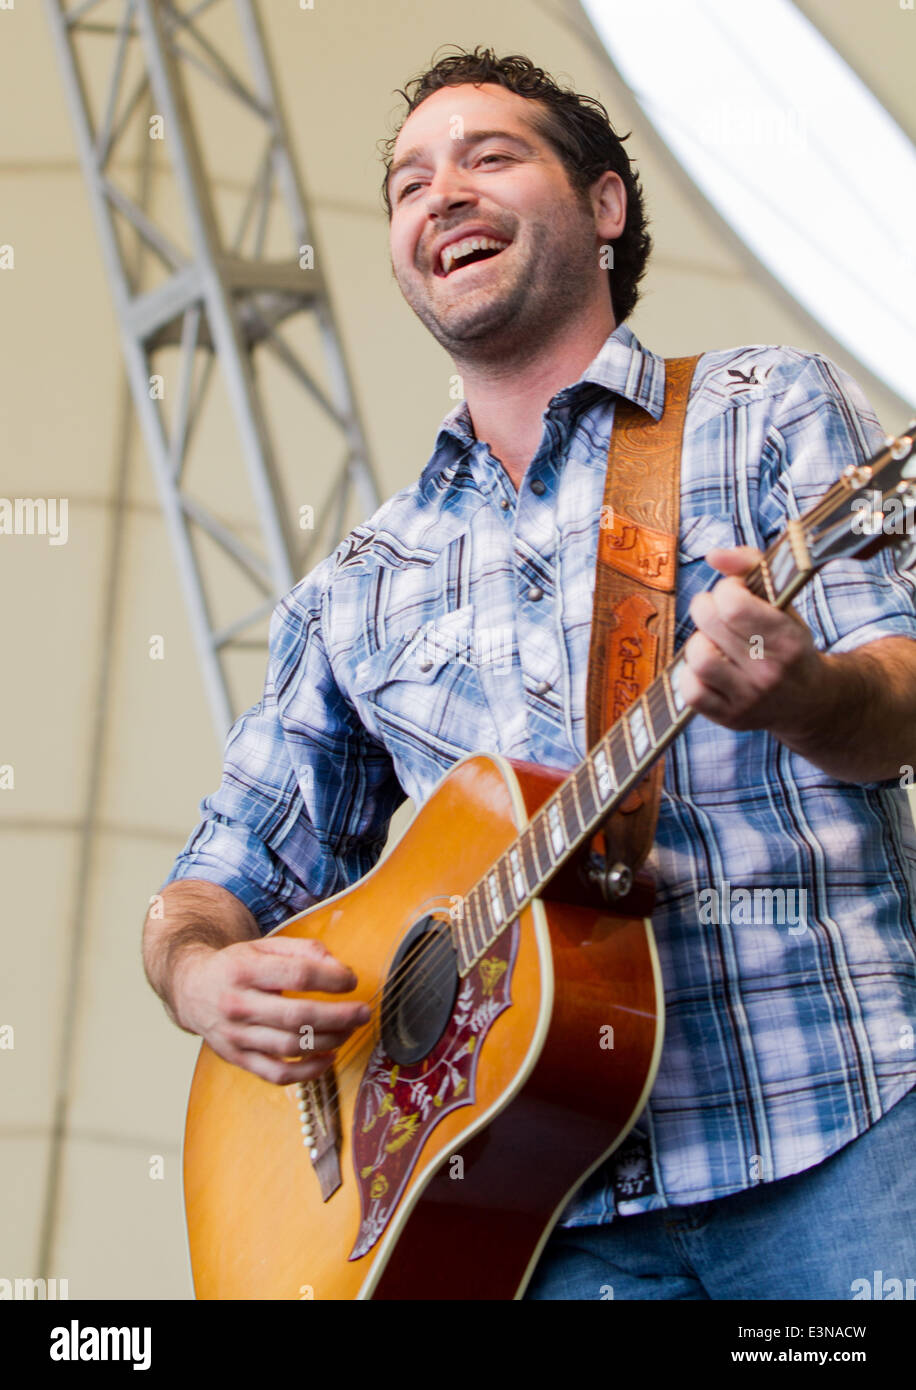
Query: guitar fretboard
438,422,916,971
449,522,814,975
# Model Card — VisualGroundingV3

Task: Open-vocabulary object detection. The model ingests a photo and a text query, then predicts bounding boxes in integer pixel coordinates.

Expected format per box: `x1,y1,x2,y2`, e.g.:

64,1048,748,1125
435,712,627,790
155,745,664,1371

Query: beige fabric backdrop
0,0,911,1298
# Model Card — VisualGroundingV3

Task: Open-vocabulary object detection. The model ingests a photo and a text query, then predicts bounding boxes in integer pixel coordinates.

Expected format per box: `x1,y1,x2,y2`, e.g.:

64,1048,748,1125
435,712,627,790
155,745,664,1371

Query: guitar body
181,420,916,1298
183,751,664,1300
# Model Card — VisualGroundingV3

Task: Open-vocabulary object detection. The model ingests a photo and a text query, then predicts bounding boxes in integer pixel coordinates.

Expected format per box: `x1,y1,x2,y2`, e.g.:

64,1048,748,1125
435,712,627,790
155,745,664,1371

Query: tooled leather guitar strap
585,355,700,874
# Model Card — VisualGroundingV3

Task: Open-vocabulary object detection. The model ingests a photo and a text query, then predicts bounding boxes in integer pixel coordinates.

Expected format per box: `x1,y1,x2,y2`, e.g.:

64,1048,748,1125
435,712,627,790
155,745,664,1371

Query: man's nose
424,165,477,216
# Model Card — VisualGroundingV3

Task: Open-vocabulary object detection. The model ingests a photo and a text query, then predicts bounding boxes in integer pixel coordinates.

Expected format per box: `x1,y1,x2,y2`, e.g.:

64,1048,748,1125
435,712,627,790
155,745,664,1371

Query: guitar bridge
295,1067,342,1202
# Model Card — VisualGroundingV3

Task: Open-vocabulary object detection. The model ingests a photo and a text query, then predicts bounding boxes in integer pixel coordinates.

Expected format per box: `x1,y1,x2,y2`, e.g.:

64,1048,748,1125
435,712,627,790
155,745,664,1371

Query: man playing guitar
143,47,916,1300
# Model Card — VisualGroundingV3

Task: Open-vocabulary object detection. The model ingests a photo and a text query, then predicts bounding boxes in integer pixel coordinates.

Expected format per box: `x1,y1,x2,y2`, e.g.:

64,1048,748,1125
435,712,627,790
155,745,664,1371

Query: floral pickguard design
349,920,519,1261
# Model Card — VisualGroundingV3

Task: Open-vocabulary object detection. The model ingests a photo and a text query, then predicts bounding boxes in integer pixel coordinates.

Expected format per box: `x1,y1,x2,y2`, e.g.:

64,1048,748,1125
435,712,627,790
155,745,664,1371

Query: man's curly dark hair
379,45,652,324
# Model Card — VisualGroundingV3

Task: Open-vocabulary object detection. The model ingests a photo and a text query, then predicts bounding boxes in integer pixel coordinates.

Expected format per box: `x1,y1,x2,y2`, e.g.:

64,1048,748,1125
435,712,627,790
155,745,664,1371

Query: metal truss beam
46,0,381,735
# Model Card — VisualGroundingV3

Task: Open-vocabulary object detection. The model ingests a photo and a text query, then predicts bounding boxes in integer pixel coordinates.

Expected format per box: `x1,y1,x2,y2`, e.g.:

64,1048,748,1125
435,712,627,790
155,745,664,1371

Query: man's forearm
770,636,916,784
142,879,260,1031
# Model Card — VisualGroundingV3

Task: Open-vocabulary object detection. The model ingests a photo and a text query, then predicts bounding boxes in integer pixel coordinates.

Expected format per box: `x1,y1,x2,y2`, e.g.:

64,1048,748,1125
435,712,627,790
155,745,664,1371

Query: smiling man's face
387,82,622,361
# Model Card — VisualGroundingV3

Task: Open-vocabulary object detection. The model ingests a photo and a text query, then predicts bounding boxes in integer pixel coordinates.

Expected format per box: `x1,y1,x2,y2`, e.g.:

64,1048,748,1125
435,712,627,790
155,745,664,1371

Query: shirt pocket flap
351,605,476,697
678,512,747,563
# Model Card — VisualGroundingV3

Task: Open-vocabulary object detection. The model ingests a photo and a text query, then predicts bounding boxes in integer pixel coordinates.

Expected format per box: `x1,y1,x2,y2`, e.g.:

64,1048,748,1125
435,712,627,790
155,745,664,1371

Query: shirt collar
419,321,666,501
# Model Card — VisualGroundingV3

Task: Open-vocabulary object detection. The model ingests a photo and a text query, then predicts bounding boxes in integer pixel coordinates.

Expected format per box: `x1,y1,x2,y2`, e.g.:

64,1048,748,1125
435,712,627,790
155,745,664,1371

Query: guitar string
299,945,455,1096
321,494,860,1076
303,520,825,1082
293,474,900,1084
300,927,466,1087
348,451,916,1067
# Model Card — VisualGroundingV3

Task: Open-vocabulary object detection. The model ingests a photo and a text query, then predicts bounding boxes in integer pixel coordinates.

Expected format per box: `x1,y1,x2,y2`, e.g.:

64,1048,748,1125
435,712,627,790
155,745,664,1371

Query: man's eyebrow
387,129,539,194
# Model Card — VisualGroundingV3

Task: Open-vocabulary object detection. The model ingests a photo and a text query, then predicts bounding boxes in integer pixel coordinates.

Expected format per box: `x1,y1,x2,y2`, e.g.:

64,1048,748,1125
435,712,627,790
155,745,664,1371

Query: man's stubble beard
395,200,603,371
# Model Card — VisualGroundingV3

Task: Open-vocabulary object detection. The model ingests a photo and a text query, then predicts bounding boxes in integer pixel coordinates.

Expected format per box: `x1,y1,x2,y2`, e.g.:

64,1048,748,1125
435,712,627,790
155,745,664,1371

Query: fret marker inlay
508,847,525,902
629,704,649,759
594,747,614,798
547,802,566,855
670,661,686,712
486,872,504,924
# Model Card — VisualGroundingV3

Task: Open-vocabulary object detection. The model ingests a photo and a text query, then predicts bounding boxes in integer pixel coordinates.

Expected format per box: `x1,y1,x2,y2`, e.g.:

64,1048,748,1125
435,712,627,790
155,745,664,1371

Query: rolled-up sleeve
753,355,916,790
755,353,916,657
160,556,407,932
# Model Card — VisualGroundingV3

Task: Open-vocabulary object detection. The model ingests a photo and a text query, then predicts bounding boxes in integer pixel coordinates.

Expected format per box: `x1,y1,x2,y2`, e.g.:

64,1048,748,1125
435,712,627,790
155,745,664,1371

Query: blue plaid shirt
162,323,916,1223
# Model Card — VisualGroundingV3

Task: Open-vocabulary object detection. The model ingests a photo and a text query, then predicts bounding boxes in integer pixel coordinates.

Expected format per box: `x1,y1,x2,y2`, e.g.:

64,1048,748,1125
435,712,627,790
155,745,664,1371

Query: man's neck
456,304,617,491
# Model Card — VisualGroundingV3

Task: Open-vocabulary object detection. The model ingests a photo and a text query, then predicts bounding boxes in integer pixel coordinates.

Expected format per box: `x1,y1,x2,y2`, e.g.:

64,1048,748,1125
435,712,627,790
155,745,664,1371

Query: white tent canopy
0,0,909,1297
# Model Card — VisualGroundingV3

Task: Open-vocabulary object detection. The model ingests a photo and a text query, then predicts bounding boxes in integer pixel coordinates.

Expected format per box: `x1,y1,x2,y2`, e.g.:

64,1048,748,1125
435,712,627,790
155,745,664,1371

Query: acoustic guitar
183,420,916,1299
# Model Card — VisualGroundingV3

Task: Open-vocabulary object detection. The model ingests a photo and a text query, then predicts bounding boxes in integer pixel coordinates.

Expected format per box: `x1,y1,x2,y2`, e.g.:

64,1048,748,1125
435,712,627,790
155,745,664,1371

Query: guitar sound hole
381,914,459,1066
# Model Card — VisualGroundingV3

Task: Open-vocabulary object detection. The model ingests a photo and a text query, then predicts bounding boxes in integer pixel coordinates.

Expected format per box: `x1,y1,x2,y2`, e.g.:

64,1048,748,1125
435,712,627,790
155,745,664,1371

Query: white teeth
440,236,510,275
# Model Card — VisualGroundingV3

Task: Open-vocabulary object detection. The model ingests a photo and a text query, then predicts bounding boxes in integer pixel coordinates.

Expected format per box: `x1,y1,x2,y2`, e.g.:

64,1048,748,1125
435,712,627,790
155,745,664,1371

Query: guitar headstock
803,421,916,571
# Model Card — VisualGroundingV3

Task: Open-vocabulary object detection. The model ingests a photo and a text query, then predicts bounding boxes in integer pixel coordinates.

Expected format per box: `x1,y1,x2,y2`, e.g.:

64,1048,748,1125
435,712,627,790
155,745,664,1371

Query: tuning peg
892,535,916,572
889,429,916,462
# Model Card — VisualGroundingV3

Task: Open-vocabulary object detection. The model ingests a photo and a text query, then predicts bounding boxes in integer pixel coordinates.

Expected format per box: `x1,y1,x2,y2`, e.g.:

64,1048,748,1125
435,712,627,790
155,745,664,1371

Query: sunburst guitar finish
183,751,664,1300
185,421,916,1295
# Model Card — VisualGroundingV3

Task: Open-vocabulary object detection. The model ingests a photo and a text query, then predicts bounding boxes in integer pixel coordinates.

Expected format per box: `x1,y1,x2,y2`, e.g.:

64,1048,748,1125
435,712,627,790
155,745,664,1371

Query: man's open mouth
434,236,511,278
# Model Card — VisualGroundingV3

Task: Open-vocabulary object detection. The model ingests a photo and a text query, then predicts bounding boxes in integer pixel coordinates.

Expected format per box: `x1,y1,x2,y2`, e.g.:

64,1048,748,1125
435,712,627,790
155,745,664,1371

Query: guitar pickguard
349,921,519,1260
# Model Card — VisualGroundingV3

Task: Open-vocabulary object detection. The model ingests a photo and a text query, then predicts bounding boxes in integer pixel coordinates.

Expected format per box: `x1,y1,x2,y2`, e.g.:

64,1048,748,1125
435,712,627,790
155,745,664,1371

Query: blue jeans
525,1086,916,1300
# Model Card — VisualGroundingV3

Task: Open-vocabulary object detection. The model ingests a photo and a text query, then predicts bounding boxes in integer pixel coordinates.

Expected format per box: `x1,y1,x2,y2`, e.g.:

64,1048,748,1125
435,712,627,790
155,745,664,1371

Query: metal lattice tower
46,0,381,736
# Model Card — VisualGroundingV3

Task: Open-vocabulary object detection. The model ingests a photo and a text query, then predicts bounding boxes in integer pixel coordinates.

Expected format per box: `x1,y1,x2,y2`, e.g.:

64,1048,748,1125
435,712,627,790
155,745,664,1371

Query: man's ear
591,169,626,242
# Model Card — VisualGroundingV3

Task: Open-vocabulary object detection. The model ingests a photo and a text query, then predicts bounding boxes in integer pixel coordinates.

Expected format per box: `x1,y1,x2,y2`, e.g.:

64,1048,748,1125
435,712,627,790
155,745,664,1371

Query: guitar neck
450,512,822,975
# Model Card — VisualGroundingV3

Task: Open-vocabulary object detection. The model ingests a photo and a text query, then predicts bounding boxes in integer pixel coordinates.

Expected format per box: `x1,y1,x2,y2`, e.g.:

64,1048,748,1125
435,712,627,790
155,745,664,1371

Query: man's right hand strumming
142,880,370,1086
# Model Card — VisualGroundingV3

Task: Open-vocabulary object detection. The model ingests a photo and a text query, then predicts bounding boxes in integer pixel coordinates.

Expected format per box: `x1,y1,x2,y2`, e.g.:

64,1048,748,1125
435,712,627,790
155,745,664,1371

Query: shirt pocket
675,512,749,643
349,605,499,760
678,511,747,565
